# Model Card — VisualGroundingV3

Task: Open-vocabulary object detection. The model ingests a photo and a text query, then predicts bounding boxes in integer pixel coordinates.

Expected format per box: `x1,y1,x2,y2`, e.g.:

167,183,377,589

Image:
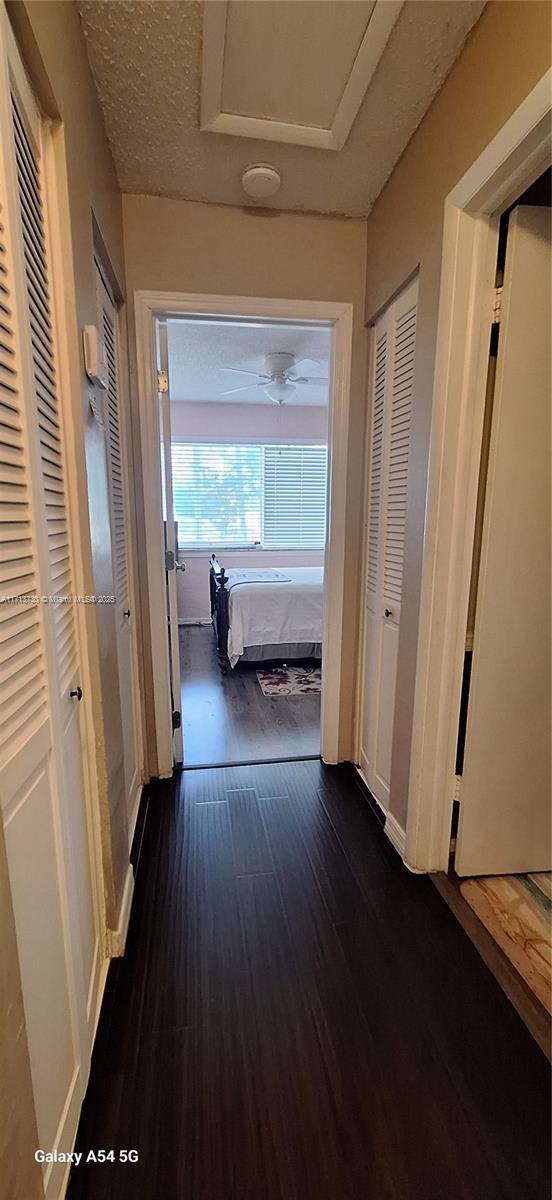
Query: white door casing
360,276,418,812
135,294,353,775
96,266,141,843
0,14,101,1197
157,321,183,764
455,206,551,876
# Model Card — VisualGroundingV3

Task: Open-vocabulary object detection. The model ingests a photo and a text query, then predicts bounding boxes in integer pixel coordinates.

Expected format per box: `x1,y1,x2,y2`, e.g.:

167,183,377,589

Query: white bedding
226,566,324,667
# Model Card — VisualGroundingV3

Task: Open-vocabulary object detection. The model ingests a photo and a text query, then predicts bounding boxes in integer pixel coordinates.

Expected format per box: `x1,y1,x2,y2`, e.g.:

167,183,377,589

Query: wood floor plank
257,788,506,1200
180,625,320,765
68,760,551,1200
227,787,274,876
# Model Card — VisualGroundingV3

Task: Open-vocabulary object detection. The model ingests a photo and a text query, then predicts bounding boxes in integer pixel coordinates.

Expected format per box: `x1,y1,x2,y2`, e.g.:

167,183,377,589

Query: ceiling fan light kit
264,379,295,405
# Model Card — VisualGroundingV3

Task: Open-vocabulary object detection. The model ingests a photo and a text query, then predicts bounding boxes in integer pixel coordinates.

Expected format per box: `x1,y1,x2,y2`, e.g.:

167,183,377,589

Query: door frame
94,259,145,847
134,291,353,776
405,68,552,873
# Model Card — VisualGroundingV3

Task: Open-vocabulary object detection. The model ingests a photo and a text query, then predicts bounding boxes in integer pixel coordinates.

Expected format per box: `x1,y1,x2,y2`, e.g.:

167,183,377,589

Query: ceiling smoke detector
241,163,281,200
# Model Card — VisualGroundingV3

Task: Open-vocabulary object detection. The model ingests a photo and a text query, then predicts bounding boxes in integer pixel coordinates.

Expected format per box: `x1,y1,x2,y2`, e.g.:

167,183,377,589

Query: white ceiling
166,319,330,406
78,0,486,217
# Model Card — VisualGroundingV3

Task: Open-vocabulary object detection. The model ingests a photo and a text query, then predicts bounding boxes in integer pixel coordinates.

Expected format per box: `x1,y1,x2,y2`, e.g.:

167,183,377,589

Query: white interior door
456,206,551,876
360,277,418,811
96,267,140,840
157,322,183,764
0,18,101,1198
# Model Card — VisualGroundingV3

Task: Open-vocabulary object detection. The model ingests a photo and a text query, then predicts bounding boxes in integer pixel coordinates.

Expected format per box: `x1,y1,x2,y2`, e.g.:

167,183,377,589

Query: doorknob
175,561,186,572
384,608,393,619
123,609,131,618
70,686,83,701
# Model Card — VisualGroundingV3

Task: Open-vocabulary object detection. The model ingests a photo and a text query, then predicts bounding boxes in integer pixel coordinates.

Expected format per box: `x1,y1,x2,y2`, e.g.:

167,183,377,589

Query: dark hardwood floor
180,625,320,765
68,760,550,1200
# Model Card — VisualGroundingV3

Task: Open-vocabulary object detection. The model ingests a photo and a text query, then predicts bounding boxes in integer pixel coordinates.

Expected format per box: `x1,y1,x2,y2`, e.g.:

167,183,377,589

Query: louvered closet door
360,276,418,811
0,18,100,1198
96,267,139,835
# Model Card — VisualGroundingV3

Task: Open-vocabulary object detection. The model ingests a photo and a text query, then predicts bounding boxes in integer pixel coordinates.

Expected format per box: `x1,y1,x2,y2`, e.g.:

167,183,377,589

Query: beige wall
10,1,132,917
123,195,368,764
363,0,552,828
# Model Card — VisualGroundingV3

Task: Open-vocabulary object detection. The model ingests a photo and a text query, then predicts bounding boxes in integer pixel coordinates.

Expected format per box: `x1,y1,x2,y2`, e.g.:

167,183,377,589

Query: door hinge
157,369,168,393
172,709,181,730
492,285,503,324
165,549,175,571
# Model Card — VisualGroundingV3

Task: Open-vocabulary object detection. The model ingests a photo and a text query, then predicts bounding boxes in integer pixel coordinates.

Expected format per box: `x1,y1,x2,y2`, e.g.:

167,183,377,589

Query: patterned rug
460,873,552,1013
256,665,322,696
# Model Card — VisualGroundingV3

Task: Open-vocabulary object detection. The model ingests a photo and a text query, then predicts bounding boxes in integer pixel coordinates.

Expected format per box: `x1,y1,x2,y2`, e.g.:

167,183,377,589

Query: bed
209,555,324,672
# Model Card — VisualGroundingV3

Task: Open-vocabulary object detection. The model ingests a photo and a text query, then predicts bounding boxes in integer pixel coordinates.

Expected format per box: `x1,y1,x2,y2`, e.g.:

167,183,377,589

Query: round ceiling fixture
241,163,281,200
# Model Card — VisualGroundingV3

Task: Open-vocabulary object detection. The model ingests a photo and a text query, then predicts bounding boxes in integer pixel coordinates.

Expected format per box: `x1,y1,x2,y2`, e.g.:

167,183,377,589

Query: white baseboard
384,811,407,857
384,812,424,872
107,862,134,957
355,762,387,822
128,778,142,852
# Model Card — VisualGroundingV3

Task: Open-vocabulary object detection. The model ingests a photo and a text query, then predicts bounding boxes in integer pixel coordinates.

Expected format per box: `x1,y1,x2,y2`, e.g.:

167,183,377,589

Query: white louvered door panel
361,320,390,797
366,329,386,602
360,276,418,813
11,95,78,697
0,17,101,1199
96,266,140,832
0,205,47,756
102,295,128,609
0,210,48,753
383,296,416,621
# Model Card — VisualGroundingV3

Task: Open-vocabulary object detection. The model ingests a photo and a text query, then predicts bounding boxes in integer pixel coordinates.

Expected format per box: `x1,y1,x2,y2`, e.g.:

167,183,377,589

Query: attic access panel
201,0,403,151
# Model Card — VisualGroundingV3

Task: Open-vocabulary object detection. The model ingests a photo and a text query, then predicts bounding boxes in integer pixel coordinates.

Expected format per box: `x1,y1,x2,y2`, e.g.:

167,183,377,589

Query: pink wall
170,400,327,443
171,399,327,620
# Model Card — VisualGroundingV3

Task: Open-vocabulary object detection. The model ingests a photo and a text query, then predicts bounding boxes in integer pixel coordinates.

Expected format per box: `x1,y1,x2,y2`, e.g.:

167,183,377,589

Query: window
172,442,327,550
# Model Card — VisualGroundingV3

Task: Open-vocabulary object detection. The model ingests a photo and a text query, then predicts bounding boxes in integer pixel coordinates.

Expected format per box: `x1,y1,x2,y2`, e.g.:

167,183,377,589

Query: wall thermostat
82,324,108,390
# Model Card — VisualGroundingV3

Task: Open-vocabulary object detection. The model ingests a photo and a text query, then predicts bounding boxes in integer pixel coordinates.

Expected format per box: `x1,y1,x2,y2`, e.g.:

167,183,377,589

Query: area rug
256,665,322,696
460,873,552,1013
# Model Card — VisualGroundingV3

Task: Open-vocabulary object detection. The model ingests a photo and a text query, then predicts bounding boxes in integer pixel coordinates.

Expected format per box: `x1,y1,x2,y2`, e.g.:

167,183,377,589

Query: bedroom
161,315,331,766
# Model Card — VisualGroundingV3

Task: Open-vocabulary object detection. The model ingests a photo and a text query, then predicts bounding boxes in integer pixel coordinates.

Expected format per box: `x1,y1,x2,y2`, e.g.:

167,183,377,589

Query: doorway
164,315,330,767
404,71,552,873
135,293,353,776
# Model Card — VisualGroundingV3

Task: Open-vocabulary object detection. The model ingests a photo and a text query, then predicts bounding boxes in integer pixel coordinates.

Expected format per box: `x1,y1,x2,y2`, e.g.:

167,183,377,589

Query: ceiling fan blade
288,375,328,385
220,381,267,396
292,357,321,375
219,367,270,379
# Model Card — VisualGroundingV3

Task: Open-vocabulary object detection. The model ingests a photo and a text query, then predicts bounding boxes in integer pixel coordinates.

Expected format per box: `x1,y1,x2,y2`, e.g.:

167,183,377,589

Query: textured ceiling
78,0,486,217
166,318,330,405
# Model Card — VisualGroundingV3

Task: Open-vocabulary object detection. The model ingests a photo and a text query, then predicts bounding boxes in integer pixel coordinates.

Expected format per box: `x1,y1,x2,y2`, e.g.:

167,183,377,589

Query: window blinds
262,444,327,549
171,442,327,550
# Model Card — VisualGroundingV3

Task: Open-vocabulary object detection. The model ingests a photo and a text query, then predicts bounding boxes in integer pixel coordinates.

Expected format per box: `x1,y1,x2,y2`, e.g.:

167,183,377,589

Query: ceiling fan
219,352,328,405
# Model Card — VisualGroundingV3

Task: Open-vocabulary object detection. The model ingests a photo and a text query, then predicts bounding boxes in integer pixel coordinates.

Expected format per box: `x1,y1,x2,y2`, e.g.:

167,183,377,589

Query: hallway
68,760,549,1200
